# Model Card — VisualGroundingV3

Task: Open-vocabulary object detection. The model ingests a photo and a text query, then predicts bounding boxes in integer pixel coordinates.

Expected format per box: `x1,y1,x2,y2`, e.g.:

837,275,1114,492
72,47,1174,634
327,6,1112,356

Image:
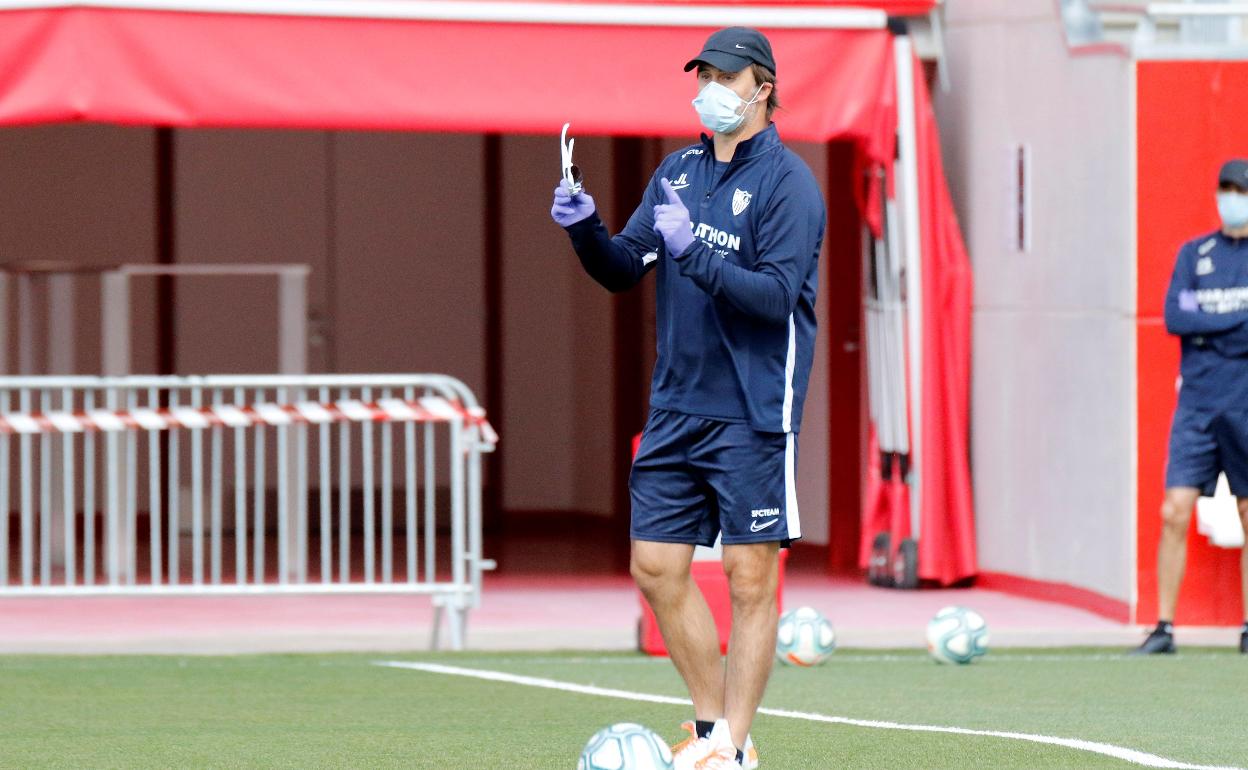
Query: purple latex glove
551,178,596,227
1179,289,1199,313
654,178,695,255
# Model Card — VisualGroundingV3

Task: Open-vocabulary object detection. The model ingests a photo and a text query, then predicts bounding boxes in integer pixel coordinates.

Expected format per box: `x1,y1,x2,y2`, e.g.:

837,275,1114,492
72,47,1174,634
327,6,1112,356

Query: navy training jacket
563,124,826,434
1164,229,1248,413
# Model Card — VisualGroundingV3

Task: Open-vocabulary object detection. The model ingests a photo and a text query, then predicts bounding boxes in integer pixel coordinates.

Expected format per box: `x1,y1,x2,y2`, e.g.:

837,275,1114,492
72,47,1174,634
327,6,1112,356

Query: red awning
511,0,939,10
0,3,908,153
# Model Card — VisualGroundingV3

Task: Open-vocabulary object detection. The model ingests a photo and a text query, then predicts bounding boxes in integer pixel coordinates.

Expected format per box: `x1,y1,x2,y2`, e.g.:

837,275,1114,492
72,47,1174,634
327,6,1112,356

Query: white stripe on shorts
784,432,801,539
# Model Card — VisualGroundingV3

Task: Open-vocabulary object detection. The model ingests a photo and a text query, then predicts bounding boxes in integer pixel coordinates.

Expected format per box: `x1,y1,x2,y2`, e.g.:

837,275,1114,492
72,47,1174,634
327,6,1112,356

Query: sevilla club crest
732,188,752,216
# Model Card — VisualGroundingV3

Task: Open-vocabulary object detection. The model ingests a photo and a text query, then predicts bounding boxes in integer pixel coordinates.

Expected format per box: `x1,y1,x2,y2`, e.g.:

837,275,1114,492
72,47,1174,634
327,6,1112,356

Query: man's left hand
654,178,695,255
1179,289,1200,313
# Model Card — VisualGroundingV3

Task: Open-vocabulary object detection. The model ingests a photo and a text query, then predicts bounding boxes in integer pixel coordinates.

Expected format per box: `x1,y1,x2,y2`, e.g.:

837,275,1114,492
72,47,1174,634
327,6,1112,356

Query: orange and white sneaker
672,719,757,770
695,754,742,770
671,721,701,757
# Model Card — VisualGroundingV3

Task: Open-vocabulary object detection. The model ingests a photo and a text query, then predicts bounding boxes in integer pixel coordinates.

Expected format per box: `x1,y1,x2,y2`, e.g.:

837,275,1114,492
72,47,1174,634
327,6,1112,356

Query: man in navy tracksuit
550,27,824,770
1136,159,1248,656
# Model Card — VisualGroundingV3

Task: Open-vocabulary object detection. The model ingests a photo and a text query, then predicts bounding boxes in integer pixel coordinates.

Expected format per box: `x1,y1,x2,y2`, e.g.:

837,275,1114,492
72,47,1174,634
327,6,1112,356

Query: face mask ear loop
737,84,765,116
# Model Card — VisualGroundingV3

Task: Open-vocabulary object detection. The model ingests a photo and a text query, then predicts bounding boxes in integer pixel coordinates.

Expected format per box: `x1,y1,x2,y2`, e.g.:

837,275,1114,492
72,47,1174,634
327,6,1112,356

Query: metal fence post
100,273,130,377
278,271,308,375
0,273,8,375
17,275,36,376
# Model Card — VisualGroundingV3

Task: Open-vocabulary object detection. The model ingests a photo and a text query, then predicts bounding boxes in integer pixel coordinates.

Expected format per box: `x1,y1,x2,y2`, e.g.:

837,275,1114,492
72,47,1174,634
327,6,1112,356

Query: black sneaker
1240,628,1247,655
1132,623,1176,655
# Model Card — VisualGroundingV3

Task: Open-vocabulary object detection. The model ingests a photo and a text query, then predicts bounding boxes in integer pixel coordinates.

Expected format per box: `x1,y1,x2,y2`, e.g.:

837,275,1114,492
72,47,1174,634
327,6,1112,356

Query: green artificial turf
0,649,1244,768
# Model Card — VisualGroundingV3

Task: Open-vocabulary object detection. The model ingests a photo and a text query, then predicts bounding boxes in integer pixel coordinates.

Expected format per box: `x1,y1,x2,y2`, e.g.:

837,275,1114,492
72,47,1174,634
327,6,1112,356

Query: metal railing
0,374,496,649
0,262,310,376
1073,1,1248,55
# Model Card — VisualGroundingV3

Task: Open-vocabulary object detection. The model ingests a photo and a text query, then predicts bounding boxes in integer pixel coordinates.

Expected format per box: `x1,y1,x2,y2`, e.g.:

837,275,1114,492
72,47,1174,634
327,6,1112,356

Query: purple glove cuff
551,181,596,228
665,228,695,256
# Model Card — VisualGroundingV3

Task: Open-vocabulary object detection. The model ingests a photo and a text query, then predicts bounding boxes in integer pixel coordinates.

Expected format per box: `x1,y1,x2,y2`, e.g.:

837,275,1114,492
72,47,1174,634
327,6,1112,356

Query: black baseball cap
683,27,777,76
1218,159,1248,188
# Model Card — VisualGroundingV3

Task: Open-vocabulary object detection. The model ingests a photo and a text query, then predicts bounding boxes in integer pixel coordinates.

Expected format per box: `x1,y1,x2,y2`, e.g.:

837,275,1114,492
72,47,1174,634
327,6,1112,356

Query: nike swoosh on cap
750,518,779,532
734,44,747,49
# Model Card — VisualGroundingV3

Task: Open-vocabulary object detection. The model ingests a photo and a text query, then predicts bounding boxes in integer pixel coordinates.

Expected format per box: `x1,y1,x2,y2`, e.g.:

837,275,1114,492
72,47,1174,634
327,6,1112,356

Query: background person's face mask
692,81,764,135
1217,191,1248,230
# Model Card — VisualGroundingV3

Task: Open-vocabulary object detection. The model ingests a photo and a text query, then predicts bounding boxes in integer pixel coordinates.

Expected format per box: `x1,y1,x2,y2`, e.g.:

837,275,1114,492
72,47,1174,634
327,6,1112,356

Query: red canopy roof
0,2,917,154
526,0,937,9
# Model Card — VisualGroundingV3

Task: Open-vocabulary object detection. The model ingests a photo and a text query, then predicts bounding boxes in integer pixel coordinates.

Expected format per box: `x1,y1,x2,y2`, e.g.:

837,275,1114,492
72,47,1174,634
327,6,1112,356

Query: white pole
278,272,308,375
48,278,75,571
893,32,924,540
47,274,75,374
17,275,36,375
0,273,8,375
100,272,131,377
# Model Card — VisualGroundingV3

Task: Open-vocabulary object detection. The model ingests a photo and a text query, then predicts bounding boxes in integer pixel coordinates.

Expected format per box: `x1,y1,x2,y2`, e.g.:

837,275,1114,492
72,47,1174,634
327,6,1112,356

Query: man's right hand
551,179,596,227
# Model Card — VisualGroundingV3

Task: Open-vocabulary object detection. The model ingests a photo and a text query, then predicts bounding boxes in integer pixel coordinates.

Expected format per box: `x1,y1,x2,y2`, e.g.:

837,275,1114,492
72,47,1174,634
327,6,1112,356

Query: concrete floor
0,573,1240,655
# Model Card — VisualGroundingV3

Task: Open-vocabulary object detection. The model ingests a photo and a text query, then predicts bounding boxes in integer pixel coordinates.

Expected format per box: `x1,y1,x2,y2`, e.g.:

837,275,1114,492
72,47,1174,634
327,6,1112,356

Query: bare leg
1239,498,1248,623
631,540,724,721
721,542,780,751
1157,487,1200,621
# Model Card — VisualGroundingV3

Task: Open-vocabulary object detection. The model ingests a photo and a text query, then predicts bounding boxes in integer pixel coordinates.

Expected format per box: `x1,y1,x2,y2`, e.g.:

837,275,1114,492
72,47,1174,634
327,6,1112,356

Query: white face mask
692,81,764,135
1217,191,1248,230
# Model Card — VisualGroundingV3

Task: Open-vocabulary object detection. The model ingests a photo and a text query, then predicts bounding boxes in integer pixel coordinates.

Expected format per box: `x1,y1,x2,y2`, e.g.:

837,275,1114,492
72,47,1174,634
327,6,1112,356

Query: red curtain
856,55,976,586
912,56,975,584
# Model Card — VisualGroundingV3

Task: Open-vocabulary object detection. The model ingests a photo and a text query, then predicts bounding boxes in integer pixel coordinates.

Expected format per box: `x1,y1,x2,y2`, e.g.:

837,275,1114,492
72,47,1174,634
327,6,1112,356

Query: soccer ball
577,723,673,770
926,605,989,664
775,605,836,666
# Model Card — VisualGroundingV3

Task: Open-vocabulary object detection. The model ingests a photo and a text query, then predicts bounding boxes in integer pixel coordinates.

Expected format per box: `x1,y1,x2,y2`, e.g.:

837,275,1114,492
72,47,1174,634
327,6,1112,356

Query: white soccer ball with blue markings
577,723,673,770
926,605,989,664
775,605,837,667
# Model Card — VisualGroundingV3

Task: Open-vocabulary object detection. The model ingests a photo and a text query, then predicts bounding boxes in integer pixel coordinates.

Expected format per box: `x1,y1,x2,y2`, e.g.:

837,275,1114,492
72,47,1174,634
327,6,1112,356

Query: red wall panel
1136,60,1248,625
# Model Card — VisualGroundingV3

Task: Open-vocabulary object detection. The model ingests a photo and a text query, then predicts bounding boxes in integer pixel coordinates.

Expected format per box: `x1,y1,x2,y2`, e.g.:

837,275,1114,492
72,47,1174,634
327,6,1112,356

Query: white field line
377,661,1244,770
791,653,1243,663
380,652,1241,667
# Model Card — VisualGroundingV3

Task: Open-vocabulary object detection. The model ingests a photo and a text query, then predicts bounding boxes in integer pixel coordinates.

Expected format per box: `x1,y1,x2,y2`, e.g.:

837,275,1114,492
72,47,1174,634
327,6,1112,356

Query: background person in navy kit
1136,159,1248,656
551,27,825,770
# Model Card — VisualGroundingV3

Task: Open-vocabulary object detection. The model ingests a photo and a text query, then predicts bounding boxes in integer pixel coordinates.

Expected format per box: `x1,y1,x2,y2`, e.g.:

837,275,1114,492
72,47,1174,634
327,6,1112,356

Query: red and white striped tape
0,397,497,444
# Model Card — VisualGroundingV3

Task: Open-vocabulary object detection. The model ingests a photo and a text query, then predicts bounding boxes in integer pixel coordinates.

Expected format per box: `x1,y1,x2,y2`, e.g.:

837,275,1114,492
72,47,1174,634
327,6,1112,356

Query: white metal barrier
0,374,496,650
0,262,311,376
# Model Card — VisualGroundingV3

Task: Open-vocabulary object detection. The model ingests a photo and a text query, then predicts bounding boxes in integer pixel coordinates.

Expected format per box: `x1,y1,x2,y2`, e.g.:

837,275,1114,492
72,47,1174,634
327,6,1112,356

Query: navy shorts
629,408,801,547
1165,407,1248,496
